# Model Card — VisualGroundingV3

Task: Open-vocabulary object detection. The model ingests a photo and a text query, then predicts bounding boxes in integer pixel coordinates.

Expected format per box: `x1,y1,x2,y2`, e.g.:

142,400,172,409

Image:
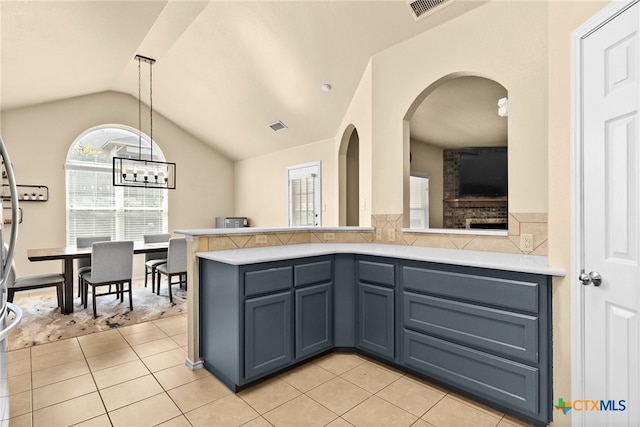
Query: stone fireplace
443,147,508,229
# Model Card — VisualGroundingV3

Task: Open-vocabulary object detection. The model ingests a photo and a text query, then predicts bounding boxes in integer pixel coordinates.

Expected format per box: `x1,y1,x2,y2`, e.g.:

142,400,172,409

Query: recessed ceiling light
268,120,288,132
321,83,332,92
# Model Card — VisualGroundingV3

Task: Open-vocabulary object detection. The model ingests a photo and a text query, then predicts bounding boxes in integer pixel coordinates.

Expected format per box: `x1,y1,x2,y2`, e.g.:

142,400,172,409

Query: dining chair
76,235,111,299
155,237,187,303
81,240,134,318
143,233,171,293
4,246,64,314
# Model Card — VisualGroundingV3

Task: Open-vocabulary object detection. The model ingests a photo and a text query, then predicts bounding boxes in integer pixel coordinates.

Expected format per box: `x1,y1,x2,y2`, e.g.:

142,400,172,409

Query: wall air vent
268,120,288,132
406,0,453,21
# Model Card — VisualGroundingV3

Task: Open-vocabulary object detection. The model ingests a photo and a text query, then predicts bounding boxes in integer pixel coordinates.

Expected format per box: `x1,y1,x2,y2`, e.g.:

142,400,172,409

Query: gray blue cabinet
199,251,552,425
245,291,293,380
199,256,333,390
357,284,394,359
400,261,551,423
295,283,333,359
356,258,396,360
294,257,334,359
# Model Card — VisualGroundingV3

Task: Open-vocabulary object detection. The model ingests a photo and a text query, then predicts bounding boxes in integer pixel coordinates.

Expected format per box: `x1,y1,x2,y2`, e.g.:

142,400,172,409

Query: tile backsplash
198,212,547,255
372,213,547,255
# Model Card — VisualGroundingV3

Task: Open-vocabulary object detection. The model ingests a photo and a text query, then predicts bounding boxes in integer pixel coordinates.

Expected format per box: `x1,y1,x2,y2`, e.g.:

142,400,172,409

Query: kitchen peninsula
176,227,563,426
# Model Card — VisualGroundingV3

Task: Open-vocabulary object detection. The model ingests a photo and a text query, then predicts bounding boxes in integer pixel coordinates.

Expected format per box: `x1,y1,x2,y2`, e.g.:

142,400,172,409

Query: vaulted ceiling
1,0,490,161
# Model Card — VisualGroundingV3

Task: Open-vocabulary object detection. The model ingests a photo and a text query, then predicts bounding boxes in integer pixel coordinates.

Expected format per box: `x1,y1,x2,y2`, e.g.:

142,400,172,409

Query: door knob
579,271,602,287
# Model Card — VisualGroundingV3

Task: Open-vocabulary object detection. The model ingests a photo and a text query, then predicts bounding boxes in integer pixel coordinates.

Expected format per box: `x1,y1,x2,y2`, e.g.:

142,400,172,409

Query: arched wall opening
338,124,360,226
403,72,508,231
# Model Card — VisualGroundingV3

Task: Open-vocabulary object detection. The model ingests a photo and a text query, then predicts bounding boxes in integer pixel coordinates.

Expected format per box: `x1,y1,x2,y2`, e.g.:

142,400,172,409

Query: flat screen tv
458,149,508,197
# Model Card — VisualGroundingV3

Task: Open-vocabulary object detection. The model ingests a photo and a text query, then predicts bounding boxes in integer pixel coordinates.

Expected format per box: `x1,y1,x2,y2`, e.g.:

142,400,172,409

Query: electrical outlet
375,228,382,241
520,234,533,251
255,235,268,244
323,232,335,241
387,228,396,242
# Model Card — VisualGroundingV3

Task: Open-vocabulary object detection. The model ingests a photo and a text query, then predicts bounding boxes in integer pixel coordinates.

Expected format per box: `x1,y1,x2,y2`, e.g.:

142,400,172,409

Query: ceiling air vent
406,0,453,21
268,120,288,132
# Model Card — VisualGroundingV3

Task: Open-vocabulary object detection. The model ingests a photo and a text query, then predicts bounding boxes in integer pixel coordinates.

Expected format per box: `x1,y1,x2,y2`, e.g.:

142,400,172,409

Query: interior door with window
288,162,321,227
576,2,640,426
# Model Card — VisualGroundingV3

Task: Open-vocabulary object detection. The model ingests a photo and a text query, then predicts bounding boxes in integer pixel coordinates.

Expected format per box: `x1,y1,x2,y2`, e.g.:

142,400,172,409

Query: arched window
65,125,168,246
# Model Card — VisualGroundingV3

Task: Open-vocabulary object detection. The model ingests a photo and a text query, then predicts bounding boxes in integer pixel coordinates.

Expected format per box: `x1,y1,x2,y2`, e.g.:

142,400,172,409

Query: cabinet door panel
358,283,394,359
244,291,293,380
295,283,333,359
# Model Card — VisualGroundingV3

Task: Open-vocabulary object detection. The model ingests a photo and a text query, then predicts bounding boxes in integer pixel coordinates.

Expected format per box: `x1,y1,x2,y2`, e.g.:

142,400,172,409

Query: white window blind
287,162,321,227
65,125,168,246
410,174,429,228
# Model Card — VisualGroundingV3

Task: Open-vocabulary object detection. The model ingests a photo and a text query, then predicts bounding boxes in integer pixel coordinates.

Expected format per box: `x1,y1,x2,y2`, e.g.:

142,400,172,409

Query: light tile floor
7,314,533,427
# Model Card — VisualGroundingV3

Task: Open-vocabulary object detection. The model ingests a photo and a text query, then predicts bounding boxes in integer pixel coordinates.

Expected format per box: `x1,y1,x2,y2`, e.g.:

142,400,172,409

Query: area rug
7,280,187,350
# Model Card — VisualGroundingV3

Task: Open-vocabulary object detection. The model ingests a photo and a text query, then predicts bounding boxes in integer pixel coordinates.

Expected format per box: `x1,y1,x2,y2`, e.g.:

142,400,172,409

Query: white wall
234,138,337,227
1,91,234,276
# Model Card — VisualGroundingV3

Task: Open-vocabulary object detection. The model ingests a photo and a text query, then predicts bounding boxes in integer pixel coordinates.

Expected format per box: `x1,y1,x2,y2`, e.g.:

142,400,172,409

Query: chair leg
128,280,133,310
7,289,14,303
151,267,156,293
169,274,173,303
83,281,89,309
156,272,162,296
144,268,149,288
92,285,97,318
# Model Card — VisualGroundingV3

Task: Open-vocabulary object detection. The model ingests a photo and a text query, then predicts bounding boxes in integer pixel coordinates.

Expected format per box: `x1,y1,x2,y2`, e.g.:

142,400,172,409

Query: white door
577,2,639,426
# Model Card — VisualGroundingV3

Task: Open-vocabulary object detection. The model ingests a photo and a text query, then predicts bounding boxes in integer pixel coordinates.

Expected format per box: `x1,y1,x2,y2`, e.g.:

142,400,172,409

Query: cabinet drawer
402,265,539,312
244,266,292,297
358,260,395,287
295,259,332,287
403,329,539,416
403,292,539,363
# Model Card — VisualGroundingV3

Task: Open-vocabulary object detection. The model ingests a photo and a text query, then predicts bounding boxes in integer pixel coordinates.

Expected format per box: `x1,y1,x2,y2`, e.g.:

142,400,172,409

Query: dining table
27,241,169,314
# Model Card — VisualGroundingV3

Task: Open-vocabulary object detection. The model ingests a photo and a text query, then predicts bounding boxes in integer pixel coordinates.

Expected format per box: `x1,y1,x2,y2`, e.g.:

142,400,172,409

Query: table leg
63,258,74,314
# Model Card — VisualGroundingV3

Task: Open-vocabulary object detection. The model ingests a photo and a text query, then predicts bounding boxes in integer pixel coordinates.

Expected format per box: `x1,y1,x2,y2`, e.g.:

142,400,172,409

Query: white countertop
197,243,565,276
176,226,373,236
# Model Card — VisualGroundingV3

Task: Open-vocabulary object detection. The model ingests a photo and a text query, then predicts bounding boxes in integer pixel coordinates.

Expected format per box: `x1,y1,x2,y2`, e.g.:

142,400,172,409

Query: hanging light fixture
113,54,176,189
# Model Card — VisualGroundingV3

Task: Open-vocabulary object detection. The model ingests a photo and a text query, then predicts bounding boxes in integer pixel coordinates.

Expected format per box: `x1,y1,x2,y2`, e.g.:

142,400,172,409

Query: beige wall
234,137,337,227
410,140,443,228
363,1,549,218
337,60,374,227
548,1,610,426
1,91,234,276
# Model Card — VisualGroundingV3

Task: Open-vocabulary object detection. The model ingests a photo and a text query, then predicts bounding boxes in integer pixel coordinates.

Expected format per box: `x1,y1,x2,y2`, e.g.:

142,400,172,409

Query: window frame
65,124,169,246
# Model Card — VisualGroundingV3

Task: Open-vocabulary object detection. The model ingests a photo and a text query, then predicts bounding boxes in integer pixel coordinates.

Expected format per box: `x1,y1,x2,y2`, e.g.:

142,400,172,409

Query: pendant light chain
114,54,175,190
149,58,154,161
138,56,142,160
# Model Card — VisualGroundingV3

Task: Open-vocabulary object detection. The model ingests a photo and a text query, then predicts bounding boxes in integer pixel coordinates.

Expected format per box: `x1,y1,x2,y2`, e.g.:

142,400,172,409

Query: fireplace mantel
444,197,508,208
